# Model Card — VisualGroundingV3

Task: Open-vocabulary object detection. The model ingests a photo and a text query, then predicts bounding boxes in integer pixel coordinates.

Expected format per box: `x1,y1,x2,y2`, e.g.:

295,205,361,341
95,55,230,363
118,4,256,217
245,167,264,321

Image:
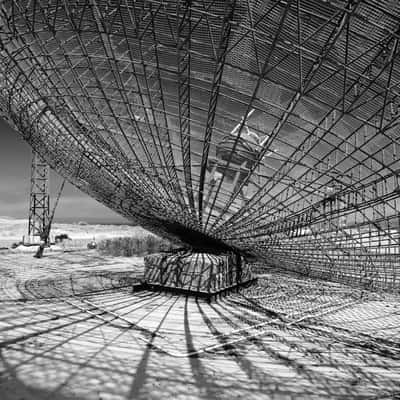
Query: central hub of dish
143,251,256,297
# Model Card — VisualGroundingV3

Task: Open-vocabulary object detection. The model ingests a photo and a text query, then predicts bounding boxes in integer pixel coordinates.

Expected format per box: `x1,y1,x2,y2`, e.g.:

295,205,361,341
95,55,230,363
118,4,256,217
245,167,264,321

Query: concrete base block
144,251,256,297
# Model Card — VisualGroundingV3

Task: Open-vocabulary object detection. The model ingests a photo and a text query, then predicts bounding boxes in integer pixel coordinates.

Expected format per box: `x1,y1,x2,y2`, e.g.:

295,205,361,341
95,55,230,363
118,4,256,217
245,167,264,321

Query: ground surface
0,250,399,400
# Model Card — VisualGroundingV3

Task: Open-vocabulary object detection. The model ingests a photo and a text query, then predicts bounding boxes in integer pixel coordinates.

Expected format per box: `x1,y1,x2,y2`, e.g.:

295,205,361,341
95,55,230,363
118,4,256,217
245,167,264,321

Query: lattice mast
27,152,50,244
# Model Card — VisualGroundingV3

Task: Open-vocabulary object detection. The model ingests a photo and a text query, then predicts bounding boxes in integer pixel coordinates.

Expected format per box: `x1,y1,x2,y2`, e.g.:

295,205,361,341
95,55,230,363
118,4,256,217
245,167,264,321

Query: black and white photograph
0,1,399,399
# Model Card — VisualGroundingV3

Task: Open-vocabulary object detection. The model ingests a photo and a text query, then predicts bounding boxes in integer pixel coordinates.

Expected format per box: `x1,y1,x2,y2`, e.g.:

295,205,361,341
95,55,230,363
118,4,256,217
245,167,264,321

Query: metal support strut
28,151,50,244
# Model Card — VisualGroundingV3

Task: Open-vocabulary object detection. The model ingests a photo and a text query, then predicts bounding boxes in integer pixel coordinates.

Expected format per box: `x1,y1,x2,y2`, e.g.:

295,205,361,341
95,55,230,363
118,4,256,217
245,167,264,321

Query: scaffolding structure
27,152,50,244
0,0,400,290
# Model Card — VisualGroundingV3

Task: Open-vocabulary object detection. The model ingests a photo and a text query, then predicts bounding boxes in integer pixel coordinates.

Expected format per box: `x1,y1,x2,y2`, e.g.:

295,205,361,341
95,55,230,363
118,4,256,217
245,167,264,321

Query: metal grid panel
1,0,400,289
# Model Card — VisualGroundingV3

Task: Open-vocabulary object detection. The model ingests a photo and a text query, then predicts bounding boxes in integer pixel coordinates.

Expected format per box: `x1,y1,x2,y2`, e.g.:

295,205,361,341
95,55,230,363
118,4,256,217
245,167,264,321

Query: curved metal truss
1,0,400,289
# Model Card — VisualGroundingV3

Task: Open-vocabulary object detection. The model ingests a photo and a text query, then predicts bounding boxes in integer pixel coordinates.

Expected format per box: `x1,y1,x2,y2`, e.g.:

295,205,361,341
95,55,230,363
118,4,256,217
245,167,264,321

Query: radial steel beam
198,0,236,225
176,0,196,217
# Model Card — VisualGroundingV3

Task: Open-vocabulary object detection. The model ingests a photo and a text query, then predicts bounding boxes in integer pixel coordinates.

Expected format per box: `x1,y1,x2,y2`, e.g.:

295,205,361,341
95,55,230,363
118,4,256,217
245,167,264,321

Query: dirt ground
0,250,399,400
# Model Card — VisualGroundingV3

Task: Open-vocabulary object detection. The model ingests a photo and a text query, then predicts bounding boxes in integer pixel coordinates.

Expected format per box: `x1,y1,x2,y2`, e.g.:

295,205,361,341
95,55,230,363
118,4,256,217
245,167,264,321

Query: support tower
27,152,50,244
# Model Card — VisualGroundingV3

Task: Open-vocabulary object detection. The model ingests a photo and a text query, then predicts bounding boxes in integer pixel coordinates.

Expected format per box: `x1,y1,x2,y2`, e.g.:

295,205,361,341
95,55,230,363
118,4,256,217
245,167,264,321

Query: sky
0,118,128,224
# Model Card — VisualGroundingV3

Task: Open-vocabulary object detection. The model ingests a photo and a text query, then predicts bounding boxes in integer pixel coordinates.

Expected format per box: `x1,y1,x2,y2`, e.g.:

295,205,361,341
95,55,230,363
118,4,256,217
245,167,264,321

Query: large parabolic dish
1,1,400,285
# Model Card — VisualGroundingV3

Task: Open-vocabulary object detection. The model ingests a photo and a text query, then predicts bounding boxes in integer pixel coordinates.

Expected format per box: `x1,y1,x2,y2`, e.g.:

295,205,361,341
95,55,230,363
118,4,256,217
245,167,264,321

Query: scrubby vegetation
0,217,149,248
98,235,174,257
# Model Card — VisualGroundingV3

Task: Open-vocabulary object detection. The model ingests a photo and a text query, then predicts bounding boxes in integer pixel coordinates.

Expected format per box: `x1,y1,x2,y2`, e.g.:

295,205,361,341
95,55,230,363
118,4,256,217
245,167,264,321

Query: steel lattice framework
28,151,50,243
1,0,400,289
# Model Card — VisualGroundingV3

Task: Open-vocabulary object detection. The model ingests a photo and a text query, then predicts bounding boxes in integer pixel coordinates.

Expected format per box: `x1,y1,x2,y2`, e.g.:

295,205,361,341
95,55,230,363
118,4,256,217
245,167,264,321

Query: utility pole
27,152,50,244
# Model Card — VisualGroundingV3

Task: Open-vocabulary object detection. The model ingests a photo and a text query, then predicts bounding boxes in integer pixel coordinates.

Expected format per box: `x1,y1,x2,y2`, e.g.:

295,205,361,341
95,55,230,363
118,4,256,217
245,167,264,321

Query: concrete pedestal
143,251,256,297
